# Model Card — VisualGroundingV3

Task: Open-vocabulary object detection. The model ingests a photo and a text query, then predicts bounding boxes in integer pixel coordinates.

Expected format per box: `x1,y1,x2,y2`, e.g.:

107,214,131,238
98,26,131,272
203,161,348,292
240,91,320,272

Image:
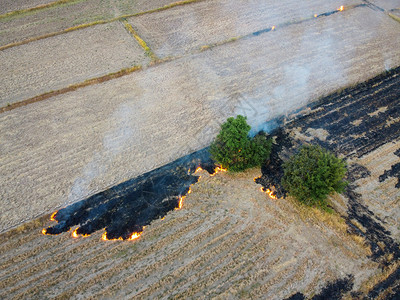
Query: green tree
282,144,347,209
210,115,272,172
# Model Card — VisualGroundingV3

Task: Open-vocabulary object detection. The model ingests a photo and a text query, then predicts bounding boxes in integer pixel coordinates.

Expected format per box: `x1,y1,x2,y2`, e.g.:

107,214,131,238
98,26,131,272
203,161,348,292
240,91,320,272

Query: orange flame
128,232,142,241
42,228,47,235
314,14,318,18
101,231,142,241
176,195,186,210
175,185,194,211
210,166,227,177
102,232,123,241
253,176,260,182
72,229,79,238
50,211,57,221
339,5,344,11
194,166,203,174
260,187,277,199
271,25,276,30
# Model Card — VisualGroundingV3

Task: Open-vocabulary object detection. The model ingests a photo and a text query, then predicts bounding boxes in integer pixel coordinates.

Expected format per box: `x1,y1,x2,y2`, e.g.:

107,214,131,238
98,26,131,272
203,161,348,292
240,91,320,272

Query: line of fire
41,149,241,241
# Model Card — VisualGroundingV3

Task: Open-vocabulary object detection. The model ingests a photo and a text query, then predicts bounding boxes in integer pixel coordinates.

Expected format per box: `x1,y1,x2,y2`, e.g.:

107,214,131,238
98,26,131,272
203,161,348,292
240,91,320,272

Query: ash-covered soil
257,67,400,298
43,149,214,239
1,0,400,297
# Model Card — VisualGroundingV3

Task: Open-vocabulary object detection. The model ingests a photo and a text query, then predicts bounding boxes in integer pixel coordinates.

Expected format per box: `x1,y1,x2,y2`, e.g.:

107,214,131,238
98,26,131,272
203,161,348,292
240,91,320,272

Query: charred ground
258,67,400,298
44,149,216,240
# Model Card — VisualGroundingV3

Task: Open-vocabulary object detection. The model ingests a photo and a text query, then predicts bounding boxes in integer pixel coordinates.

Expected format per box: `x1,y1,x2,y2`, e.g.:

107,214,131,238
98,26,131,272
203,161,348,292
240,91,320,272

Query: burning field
41,149,217,240
1,68,399,299
1,0,400,298
2,0,400,234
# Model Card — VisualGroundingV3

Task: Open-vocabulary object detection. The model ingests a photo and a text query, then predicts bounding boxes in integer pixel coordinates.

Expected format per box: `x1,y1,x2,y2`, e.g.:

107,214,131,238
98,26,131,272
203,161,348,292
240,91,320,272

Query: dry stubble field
1,0,400,232
0,168,379,299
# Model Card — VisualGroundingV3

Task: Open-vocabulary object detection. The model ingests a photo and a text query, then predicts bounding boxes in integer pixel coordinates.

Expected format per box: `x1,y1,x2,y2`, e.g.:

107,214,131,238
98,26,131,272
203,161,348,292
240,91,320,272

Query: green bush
209,115,272,172
282,144,347,209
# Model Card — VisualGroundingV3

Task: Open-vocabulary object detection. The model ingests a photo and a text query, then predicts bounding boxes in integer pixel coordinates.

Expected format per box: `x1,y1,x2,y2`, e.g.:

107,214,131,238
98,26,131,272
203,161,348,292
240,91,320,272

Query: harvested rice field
1,2,400,230
0,22,148,106
0,0,400,298
0,168,379,299
0,0,181,46
0,0,58,15
129,0,361,58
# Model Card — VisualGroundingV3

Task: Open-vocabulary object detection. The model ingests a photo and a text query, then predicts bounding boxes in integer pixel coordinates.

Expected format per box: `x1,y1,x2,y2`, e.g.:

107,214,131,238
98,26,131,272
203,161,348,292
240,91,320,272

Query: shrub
209,115,272,172
282,144,347,209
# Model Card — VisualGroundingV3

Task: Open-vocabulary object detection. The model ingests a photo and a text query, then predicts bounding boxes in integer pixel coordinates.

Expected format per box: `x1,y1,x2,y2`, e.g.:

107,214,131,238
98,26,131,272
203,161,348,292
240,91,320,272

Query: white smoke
67,102,137,204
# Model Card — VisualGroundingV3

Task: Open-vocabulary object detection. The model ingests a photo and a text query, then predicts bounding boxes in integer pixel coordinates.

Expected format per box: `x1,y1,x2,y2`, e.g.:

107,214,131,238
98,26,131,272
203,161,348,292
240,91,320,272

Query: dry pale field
1,1,400,231
0,0,57,15
369,0,399,10
1,70,399,298
0,0,180,46
129,0,361,58
0,22,148,106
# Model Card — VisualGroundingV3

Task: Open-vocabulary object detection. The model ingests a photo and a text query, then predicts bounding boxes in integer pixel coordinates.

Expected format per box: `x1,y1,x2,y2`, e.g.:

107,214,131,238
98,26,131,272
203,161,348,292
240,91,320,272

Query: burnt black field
44,148,216,240
259,66,400,298
258,66,400,259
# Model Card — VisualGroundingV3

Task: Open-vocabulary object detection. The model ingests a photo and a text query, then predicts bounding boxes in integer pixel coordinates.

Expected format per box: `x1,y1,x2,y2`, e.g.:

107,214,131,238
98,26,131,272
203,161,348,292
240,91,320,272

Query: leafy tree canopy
282,144,347,210
210,115,272,172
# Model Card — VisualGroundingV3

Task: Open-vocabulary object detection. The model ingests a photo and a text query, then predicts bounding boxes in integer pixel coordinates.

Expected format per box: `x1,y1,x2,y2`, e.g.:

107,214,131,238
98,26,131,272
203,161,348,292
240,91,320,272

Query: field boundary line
362,0,400,24
0,0,205,51
121,19,159,62
0,4,367,114
0,66,142,114
0,0,83,20
388,13,400,24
